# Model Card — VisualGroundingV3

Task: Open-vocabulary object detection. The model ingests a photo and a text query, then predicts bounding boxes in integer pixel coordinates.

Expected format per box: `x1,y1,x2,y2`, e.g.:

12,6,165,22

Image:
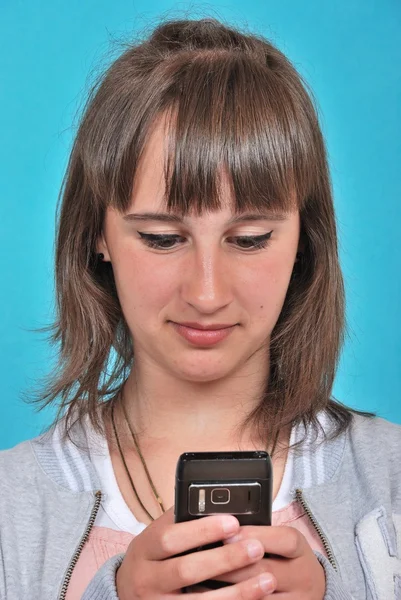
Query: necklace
121,394,166,514
111,394,157,521
111,388,281,522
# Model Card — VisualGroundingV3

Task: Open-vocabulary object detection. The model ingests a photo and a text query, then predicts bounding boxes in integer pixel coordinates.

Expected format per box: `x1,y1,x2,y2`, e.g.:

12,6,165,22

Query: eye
228,231,273,250
137,230,274,251
138,232,185,249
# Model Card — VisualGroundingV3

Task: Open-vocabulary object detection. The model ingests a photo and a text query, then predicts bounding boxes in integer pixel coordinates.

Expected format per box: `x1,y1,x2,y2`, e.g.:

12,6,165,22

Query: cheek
111,248,176,314
239,258,293,319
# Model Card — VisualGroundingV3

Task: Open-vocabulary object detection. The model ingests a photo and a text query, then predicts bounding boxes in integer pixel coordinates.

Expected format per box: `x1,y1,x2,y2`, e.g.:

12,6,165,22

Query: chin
169,358,235,384
182,372,227,383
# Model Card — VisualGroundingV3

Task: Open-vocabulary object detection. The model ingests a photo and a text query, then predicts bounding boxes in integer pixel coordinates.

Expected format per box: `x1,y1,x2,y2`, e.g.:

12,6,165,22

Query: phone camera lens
211,488,230,504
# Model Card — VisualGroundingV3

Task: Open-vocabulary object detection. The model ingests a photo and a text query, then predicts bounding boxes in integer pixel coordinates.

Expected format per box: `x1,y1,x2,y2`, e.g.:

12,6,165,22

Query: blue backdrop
1,1,400,449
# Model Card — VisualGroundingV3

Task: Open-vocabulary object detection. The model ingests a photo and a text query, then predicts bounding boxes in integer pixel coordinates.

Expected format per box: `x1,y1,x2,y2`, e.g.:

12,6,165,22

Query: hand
214,525,326,599
116,507,277,599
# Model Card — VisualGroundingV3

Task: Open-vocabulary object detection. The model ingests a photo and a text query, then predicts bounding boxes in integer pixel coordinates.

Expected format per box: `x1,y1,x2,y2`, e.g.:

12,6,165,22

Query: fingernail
259,573,275,593
221,516,239,533
246,540,264,559
225,533,242,543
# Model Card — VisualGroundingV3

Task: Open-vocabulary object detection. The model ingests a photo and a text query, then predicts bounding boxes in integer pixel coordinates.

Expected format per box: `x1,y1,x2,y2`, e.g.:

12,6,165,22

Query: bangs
100,50,318,216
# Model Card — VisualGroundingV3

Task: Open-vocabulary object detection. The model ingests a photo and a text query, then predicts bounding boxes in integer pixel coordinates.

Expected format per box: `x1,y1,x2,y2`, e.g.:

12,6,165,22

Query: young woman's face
98,119,301,383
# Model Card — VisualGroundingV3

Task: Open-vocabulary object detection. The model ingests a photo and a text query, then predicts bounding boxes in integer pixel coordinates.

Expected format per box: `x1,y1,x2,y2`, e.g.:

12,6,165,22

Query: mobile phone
174,451,272,590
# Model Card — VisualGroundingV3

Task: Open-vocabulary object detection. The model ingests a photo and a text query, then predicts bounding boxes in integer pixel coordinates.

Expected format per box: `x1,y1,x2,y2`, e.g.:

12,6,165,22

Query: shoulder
0,436,55,520
348,412,401,452
349,412,401,467
0,415,101,496
345,412,401,501
0,438,39,484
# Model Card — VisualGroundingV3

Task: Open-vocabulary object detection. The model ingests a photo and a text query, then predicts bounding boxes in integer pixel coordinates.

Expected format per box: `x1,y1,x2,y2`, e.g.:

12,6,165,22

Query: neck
113,352,275,454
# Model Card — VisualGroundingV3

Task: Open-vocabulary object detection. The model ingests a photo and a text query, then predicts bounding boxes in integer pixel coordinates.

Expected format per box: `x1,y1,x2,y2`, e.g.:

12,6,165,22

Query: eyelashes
137,231,273,251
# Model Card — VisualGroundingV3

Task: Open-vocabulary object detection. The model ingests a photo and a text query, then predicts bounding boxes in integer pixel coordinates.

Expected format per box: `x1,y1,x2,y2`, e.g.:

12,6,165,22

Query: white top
85,419,296,534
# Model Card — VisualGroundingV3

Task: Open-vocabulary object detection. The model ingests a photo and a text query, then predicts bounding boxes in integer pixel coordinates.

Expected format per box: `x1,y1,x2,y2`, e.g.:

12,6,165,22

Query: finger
143,511,240,561
157,538,266,592
183,572,276,600
135,505,174,559
211,555,296,592
224,525,306,559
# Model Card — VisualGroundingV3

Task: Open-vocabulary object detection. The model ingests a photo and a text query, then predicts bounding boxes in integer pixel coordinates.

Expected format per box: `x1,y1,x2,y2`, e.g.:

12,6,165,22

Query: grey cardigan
0,410,400,600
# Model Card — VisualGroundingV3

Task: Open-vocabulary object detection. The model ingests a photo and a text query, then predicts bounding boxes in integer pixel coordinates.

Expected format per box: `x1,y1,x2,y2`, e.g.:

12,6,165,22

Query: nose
181,246,233,314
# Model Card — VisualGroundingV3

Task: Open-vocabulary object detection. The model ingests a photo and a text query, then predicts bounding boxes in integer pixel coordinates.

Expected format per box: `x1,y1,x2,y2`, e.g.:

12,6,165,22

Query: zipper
58,490,102,600
295,488,338,572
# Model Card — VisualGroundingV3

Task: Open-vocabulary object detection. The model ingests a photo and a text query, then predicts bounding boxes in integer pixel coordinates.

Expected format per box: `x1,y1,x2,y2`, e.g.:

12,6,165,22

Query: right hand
116,507,276,599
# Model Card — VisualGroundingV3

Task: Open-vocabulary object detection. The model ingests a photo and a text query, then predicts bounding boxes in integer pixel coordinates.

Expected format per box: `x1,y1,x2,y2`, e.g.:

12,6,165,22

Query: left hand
215,525,326,598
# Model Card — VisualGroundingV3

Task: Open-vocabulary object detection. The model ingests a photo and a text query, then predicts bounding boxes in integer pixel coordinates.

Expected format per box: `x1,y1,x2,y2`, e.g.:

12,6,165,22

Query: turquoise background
1,1,400,450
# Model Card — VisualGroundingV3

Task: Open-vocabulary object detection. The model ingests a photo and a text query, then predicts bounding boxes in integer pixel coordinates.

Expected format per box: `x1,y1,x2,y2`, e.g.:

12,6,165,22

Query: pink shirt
66,500,328,599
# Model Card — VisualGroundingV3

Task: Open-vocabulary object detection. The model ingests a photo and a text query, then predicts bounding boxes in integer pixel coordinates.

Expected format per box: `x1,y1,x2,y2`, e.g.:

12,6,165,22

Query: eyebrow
122,211,289,224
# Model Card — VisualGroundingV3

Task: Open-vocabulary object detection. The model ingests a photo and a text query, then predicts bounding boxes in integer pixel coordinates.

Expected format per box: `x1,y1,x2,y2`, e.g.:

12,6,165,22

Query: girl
1,17,400,600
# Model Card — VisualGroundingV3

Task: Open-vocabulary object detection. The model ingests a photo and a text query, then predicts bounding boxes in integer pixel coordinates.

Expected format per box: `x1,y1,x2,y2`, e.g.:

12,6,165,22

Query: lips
169,321,237,347
175,322,237,330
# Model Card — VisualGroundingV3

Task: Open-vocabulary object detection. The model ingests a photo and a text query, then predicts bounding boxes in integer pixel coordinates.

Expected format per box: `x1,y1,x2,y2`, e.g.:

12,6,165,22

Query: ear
297,227,307,255
96,233,111,262
297,240,306,255
293,232,306,267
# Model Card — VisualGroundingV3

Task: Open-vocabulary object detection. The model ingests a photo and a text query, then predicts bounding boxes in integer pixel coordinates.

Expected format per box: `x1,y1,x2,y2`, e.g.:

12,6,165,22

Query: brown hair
29,17,374,450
